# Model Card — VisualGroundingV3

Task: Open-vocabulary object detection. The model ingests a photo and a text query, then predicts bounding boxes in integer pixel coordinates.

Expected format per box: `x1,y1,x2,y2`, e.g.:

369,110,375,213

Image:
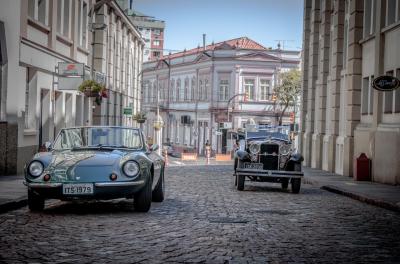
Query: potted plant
79,80,104,97
78,80,108,106
133,112,147,124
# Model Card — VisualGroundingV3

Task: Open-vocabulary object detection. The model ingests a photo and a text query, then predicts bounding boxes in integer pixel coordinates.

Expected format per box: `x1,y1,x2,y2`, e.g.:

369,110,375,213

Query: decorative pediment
155,59,169,69
236,52,282,62
194,52,211,62
214,42,235,50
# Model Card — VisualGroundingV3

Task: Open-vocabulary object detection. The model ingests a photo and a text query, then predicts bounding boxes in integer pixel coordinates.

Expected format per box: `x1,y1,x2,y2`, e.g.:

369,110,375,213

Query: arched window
184,78,189,101
204,79,209,100
191,77,196,101
199,80,203,101
170,79,175,101
176,79,181,101
152,83,157,102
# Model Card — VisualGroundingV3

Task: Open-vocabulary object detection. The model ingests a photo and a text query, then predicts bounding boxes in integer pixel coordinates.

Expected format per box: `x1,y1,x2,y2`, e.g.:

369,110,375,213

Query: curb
0,197,27,214
321,185,400,213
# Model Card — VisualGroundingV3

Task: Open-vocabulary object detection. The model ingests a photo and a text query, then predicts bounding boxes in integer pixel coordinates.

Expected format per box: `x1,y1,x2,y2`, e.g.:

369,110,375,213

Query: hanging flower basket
83,89,100,97
133,112,147,123
79,80,104,97
153,122,163,131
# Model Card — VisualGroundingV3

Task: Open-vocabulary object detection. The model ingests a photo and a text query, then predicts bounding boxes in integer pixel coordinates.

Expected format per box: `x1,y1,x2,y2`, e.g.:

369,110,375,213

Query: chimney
203,34,206,51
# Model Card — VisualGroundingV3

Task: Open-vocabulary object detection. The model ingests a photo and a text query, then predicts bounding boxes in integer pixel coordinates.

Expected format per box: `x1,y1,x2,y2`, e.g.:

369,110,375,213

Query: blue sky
133,0,304,53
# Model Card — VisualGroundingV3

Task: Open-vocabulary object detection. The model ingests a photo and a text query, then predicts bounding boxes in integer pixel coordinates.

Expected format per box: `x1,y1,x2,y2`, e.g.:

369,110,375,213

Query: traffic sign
123,108,133,116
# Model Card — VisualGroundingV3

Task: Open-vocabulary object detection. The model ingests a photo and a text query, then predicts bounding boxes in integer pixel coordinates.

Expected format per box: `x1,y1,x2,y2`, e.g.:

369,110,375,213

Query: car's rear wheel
134,176,152,212
152,169,164,202
28,190,45,211
236,174,245,191
291,178,301,194
281,179,289,190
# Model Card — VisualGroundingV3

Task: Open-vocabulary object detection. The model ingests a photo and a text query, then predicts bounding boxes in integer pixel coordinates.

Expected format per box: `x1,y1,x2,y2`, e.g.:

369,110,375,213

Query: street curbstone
0,197,27,214
321,185,400,213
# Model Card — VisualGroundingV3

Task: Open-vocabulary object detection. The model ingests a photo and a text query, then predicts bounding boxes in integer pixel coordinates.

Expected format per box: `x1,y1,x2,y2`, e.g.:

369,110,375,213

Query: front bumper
236,168,303,178
24,180,146,200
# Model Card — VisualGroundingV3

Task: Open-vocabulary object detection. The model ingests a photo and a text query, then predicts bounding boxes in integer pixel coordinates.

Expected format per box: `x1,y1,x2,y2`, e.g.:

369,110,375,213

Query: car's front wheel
28,189,45,211
236,174,245,191
152,169,164,202
134,176,152,212
291,178,301,194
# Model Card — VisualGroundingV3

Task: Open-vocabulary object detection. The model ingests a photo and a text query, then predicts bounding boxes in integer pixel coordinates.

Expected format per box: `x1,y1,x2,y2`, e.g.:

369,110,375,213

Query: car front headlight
280,144,291,155
123,161,139,177
28,161,44,177
249,143,260,155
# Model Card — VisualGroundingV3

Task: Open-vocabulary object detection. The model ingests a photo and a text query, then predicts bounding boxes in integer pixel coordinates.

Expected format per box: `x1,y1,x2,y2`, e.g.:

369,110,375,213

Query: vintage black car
234,125,304,193
24,126,165,212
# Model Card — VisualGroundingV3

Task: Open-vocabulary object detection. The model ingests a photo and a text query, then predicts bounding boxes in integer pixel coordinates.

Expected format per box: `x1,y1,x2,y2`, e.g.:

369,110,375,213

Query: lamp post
226,93,246,126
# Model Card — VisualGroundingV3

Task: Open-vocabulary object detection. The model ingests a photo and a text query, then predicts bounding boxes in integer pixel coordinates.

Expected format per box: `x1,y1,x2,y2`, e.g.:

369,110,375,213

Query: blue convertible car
24,126,165,212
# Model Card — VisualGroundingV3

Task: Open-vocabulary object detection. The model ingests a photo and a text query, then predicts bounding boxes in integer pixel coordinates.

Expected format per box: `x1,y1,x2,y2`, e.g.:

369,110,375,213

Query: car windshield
246,126,290,141
52,127,143,150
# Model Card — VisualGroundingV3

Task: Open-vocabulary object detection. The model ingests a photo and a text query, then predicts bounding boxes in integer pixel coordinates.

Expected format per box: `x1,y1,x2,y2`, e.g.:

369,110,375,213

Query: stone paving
0,165,400,263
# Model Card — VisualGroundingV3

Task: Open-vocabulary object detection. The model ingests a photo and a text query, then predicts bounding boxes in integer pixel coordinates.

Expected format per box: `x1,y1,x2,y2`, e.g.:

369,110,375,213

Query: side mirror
45,141,52,151
151,144,159,152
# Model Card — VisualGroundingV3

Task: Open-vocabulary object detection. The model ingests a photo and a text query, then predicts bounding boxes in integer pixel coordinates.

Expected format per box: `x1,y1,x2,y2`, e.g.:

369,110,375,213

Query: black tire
134,176,152,212
236,174,245,191
28,189,45,211
291,178,301,194
281,179,289,190
152,169,165,202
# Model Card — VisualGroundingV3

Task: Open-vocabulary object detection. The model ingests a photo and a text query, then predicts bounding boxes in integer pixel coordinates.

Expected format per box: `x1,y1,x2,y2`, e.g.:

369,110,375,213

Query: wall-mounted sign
123,108,133,116
58,62,84,77
372,76,400,91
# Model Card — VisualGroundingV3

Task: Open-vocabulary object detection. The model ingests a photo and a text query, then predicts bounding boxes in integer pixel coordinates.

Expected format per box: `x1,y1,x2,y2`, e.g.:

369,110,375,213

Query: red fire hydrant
354,153,371,181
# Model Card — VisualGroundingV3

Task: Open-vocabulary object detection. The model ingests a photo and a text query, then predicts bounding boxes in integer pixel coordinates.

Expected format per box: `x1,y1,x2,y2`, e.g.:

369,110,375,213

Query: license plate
243,163,263,170
63,184,94,195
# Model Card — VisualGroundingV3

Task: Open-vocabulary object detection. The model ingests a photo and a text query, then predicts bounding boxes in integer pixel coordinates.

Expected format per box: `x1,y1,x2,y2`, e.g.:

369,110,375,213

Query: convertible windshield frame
53,126,144,151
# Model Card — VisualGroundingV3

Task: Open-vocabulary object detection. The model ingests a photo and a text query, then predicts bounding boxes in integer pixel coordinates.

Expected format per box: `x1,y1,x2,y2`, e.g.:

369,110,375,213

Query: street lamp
227,93,246,125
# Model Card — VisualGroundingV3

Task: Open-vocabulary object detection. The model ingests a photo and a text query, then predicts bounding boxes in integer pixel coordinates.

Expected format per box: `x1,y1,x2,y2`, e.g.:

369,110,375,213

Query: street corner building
141,37,301,156
0,0,145,175
300,0,400,184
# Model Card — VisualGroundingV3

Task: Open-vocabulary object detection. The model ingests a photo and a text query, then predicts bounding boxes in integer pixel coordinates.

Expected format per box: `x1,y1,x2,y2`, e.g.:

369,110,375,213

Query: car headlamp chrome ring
279,144,291,155
249,143,260,155
28,161,44,177
123,161,140,177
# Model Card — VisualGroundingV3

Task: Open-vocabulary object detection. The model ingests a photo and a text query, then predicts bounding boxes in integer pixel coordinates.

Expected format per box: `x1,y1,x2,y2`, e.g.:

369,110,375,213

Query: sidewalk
0,175,27,213
303,167,400,213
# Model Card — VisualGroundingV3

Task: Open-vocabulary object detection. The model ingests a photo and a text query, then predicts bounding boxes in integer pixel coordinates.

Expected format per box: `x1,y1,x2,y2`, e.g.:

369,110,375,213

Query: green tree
274,69,301,126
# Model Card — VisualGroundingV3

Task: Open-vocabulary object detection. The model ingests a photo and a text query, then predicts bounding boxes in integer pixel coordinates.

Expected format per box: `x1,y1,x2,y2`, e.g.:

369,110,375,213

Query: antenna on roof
274,40,294,50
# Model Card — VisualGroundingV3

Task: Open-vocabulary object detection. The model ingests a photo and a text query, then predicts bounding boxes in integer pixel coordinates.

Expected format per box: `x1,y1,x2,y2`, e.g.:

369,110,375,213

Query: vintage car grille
260,143,279,170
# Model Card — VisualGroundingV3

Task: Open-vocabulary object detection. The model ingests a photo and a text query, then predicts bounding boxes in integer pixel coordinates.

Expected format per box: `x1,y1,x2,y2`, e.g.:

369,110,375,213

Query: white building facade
142,37,300,155
0,0,143,175
300,0,400,184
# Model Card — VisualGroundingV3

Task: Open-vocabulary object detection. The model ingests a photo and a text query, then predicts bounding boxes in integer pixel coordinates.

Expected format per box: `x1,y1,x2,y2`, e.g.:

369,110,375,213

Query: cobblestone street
1,165,400,263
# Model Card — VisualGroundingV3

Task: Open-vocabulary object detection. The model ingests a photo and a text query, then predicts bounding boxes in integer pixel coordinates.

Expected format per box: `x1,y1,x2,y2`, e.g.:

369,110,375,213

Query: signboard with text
372,76,400,91
58,62,85,90
123,108,133,116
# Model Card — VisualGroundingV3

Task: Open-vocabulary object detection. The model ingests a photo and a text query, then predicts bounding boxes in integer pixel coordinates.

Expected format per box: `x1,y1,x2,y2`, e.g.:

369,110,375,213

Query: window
170,80,175,101
396,69,400,113
153,29,161,35
76,1,88,46
386,0,396,26
153,40,160,46
244,79,255,100
176,79,181,101
219,80,229,101
204,79,209,100
363,0,376,37
144,50,149,55
28,0,48,25
153,51,161,58
361,76,374,115
57,0,70,37
384,71,394,113
259,80,270,100
191,78,196,101
184,78,189,101
199,80,203,100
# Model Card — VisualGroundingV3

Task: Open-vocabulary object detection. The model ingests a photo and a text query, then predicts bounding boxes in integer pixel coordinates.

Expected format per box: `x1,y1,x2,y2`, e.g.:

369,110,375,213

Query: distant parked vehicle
24,126,165,212
234,125,304,193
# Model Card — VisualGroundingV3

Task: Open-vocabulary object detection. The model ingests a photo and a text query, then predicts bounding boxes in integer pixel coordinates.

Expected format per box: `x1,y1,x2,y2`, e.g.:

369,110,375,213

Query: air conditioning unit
181,115,191,124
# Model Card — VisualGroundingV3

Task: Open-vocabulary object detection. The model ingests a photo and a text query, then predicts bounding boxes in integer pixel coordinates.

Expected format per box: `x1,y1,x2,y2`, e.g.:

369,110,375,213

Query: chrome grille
260,143,279,170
